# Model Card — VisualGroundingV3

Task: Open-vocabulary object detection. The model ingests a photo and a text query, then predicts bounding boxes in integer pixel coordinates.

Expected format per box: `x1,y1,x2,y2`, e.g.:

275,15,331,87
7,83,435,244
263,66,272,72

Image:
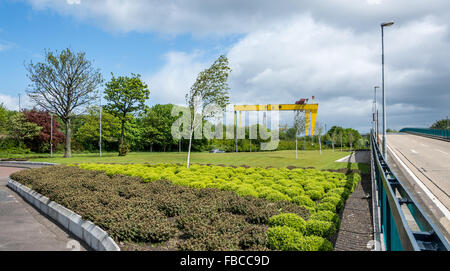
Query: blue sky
1,0,449,132
0,0,239,100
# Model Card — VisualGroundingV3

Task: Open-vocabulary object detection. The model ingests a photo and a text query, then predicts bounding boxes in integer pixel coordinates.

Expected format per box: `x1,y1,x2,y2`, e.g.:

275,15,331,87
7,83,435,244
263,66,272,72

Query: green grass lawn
18,149,368,172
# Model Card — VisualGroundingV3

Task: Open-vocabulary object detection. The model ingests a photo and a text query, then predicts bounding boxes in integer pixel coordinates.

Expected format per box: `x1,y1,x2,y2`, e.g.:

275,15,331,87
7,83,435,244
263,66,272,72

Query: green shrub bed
11,164,361,251
74,163,361,251
10,166,310,251
77,163,360,212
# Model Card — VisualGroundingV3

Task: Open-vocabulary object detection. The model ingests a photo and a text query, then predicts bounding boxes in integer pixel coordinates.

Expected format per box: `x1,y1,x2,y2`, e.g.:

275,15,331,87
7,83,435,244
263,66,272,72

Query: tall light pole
373,86,380,137
50,113,53,158
381,21,394,159
99,96,102,157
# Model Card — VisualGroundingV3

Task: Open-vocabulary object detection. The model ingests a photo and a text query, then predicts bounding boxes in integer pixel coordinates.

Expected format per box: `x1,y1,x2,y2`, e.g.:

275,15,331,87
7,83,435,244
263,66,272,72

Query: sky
0,0,449,133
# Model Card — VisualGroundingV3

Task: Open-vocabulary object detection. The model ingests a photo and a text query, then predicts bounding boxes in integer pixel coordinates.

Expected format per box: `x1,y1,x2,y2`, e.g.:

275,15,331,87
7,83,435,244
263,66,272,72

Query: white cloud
67,0,80,5
23,0,450,131
224,15,450,131
25,0,450,35
145,51,209,105
0,40,14,52
0,93,34,111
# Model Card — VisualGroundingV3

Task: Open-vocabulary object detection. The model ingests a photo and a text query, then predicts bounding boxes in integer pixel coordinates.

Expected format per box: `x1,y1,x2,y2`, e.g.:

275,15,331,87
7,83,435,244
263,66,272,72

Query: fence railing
370,131,449,251
399,127,449,140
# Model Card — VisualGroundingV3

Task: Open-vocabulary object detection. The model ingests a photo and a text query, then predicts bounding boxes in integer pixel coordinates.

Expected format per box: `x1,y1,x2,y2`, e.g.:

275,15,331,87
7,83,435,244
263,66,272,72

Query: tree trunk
295,137,298,159
64,118,72,158
319,134,322,155
120,120,125,146
187,130,193,168
179,140,181,153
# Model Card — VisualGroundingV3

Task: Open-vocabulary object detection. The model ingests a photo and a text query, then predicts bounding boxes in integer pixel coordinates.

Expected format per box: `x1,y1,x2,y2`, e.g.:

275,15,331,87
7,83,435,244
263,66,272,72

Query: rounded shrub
267,226,303,251
268,213,306,234
265,191,291,202
305,189,324,201
309,210,340,227
305,219,336,238
301,235,334,251
267,226,333,251
235,185,259,198
321,195,344,211
292,195,315,207
316,202,337,212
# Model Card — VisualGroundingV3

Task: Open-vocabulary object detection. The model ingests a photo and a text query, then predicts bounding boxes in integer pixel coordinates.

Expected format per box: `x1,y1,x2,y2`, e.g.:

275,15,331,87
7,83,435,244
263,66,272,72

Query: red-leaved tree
23,109,65,153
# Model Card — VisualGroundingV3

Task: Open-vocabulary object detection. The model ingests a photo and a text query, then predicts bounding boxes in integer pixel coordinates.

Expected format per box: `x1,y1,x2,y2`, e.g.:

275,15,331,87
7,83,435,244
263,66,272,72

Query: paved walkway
334,173,374,251
0,166,88,251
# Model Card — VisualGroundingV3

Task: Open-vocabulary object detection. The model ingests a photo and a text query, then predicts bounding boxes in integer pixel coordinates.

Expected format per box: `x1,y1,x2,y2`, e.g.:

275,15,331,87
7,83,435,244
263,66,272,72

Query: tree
185,55,231,168
7,112,42,144
141,104,177,152
331,131,336,151
26,48,103,157
430,118,449,130
348,131,353,151
293,110,305,159
316,122,324,155
23,109,65,153
0,103,8,134
74,107,121,152
104,73,150,156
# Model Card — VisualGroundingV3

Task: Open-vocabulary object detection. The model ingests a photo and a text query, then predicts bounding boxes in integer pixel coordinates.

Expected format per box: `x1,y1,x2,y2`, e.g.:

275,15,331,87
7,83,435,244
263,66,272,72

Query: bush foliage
11,166,307,251
11,163,361,251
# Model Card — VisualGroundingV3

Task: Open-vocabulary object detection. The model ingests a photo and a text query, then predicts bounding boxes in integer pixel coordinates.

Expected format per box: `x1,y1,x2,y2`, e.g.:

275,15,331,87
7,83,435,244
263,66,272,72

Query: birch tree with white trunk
185,55,231,168
293,110,305,159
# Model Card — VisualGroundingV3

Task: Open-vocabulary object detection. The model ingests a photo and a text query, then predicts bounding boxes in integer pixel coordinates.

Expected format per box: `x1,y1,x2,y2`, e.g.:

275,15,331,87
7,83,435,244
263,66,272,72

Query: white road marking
434,149,449,155
410,149,418,154
387,144,450,220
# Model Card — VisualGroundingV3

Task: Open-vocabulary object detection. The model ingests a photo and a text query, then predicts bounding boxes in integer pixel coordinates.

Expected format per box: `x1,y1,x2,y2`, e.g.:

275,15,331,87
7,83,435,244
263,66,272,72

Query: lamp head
381,21,394,27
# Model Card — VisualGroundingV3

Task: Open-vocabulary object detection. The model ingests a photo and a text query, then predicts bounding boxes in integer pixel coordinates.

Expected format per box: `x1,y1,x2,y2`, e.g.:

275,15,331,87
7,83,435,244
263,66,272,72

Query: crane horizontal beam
233,103,319,136
233,104,318,111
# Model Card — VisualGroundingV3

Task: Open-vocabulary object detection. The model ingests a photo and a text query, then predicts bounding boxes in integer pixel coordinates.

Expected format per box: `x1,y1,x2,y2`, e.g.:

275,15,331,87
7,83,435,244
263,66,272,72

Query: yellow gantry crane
233,103,319,136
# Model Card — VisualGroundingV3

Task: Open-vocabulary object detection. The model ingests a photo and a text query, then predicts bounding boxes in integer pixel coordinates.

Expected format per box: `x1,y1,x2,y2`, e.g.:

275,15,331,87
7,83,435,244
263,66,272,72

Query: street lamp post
373,86,380,138
381,21,394,159
99,96,102,157
50,113,53,158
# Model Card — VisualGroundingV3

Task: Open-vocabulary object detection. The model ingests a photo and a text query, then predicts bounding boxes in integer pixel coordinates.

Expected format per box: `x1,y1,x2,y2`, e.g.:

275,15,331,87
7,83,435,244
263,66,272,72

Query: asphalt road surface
0,165,88,251
386,133,450,240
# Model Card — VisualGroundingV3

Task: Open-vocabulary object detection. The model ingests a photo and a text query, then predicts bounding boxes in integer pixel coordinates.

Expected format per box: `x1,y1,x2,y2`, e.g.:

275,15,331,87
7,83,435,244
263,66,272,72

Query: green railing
370,130,449,251
399,128,449,139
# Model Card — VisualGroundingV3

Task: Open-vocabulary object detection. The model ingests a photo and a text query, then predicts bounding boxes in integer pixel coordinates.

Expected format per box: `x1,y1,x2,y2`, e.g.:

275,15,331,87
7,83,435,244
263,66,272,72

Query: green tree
25,48,103,158
430,118,449,129
7,112,42,144
104,73,150,156
293,110,305,159
141,104,177,152
185,55,231,168
0,103,8,134
74,107,121,152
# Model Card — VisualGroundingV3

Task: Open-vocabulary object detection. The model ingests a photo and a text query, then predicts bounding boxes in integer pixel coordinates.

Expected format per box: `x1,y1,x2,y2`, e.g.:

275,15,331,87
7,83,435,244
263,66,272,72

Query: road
0,165,88,251
385,133,450,240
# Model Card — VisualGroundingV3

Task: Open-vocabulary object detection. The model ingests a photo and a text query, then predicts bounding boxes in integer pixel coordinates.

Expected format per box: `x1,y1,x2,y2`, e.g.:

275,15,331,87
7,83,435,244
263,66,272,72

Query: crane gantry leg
232,103,319,152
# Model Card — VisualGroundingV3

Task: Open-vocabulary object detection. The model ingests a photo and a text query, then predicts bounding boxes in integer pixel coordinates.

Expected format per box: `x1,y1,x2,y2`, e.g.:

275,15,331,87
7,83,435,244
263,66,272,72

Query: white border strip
0,161,57,166
387,144,450,220
7,178,120,251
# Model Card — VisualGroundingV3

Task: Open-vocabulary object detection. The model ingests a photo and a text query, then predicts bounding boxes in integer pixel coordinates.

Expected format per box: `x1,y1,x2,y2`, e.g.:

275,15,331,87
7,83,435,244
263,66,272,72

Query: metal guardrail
370,131,449,251
399,127,450,140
